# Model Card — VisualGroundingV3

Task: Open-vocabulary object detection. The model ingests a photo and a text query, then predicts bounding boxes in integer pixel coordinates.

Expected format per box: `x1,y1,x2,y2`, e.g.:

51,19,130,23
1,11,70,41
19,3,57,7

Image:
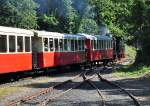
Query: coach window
17,36,23,52
111,40,112,48
97,40,99,50
0,35,7,53
99,40,102,50
75,40,78,51
67,39,71,51
78,40,81,51
25,37,31,52
49,38,54,51
111,41,113,48
71,39,75,51
9,36,16,52
104,40,106,49
108,40,110,48
44,38,48,52
106,40,108,49
91,40,93,50
103,40,105,49
101,40,104,49
94,40,97,50
109,40,111,48
54,38,59,51
59,39,63,51
99,40,101,49
64,39,68,51
81,40,84,50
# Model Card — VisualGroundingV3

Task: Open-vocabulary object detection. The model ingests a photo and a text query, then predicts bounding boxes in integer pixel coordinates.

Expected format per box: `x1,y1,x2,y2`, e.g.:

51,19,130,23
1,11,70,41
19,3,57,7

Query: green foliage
36,0,98,34
90,0,133,37
0,0,38,29
125,45,136,60
130,0,150,65
78,18,99,34
37,14,59,31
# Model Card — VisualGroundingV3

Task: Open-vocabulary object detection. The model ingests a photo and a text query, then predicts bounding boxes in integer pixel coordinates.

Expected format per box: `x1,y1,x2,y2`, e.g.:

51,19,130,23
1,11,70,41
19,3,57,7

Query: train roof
33,30,64,38
79,33,112,40
95,35,112,40
63,34,86,39
0,26,34,36
34,30,86,39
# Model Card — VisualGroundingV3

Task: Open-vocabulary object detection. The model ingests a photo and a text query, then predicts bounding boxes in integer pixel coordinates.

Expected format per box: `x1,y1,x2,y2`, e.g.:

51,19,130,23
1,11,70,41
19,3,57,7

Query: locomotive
0,26,125,75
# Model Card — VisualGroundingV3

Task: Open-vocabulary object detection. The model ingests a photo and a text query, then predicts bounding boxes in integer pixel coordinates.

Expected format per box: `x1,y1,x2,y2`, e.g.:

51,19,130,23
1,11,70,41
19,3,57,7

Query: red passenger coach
32,31,86,69
0,26,33,74
79,34,113,63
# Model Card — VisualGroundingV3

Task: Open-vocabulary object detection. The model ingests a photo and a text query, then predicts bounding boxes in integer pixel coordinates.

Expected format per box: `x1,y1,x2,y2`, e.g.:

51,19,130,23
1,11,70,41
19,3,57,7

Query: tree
37,14,59,31
36,0,98,34
90,0,133,37
0,0,38,29
78,18,99,34
130,0,150,65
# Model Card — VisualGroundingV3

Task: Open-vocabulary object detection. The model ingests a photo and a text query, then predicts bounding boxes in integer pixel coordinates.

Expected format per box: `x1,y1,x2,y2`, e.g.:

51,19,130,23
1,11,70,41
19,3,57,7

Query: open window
91,40,94,50
0,35,7,53
78,40,82,51
99,40,102,50
101,40,104,49
44,38,48,52
49,38,54,51
17,36,23,52
54,38,59,51
67,39,71,51
59,39,63,51
71,39,74,51
111,40,113,48
109,40,111,48
97,40,99,50
75,40,78,51
25,37,31,52
106,40,108,49
9,36,16,52
64,39,68,51
82,40,84,50
94,40,97,50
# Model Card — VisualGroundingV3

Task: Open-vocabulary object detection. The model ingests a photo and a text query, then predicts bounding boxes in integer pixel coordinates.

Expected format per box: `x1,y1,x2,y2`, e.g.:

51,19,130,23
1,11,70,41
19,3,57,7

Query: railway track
6,70,90,106
96,72,140,106
95,67,140,106
36,70,99,106
82,71,105,106
5,67,141,106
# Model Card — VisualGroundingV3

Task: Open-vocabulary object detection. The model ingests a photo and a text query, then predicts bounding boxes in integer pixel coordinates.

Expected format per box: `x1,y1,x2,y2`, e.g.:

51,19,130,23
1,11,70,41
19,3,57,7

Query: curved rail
36,70,96,106
82,73,105,106
6,71,85,106
97,72,140,106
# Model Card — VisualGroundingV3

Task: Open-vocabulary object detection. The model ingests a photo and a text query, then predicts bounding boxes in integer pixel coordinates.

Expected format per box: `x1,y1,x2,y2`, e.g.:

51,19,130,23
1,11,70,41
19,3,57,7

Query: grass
113,45,150,78
0,87,21,98
113,65,150,78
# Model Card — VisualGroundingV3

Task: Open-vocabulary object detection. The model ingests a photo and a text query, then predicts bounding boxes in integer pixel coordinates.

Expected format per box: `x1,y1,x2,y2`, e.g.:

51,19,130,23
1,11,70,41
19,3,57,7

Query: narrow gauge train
0,26,125,75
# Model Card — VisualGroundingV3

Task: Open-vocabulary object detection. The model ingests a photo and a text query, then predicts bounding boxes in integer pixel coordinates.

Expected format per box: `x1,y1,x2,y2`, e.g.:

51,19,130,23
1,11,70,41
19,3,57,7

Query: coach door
32,36,43,69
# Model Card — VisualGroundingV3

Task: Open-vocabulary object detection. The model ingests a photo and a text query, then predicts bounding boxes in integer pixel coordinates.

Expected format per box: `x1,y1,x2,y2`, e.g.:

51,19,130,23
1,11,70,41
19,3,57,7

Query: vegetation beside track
125,45,136,60
0,87,21,98
113,45,150,78
113,65,150,78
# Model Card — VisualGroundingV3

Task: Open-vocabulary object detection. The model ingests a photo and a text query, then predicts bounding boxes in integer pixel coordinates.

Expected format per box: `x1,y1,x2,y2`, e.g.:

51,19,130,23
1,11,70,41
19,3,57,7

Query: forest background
0,0,150,66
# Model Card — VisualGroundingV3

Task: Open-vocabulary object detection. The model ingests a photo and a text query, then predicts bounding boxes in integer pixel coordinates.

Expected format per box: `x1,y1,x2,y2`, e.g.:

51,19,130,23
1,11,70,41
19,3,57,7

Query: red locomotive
0,26,125,75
